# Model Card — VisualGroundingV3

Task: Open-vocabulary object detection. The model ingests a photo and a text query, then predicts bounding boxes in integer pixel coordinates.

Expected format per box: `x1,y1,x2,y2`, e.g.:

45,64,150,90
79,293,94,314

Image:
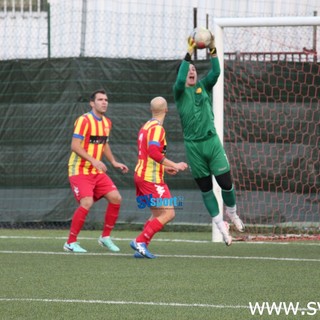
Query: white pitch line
0,297,248,309
0,250,319,262
0,235,320,246
0,235,211,243
0,297,315,313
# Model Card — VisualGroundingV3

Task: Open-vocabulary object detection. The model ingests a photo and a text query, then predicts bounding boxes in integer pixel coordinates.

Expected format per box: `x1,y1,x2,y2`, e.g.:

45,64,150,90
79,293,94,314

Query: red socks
67,206,89,243
67,203,120,243
136,218,163,244
142,220,151,246
102,203,121,237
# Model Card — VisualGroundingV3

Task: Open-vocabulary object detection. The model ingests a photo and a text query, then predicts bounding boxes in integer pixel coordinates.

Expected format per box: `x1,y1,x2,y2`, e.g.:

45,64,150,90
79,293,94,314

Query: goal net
213,17,319,240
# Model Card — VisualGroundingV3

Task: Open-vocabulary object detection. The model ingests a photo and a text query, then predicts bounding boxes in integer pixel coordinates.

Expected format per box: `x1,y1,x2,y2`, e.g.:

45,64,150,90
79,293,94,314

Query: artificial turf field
1,229,319,320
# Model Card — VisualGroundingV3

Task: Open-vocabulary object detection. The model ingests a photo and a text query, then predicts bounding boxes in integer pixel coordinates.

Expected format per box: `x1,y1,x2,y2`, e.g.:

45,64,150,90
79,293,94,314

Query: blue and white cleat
63,242,87,253
130,240,156,259
98,236,120,252
133,251,144,259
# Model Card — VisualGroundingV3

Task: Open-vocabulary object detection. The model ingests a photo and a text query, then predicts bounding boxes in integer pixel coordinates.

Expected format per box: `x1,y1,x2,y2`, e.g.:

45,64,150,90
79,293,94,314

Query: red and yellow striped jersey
68,111,112,176
135,119,167,183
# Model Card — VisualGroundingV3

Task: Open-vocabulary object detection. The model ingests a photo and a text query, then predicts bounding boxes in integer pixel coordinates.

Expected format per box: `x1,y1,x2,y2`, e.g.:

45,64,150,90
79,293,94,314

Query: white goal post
211,16,320,242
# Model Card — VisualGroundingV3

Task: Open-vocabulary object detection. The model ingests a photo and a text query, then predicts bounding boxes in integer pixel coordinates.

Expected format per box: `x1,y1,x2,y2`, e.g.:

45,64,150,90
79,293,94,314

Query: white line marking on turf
0,250,319,262
0,235,319,246
0,297,248,309
0,236,211,243
0,297,313,312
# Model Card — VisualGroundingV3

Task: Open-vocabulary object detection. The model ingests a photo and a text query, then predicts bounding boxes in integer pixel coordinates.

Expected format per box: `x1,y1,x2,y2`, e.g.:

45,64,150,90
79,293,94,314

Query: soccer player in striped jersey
172,33,245,246
130,96,188,258
64,89,129,253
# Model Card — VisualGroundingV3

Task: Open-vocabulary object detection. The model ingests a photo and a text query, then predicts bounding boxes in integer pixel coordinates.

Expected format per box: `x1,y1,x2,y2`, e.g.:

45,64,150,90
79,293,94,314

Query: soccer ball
190,27,212,49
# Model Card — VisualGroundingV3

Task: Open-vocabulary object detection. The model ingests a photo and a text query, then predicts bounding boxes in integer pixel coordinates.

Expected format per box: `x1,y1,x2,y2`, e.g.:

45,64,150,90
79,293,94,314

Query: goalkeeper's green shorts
184,134,230,179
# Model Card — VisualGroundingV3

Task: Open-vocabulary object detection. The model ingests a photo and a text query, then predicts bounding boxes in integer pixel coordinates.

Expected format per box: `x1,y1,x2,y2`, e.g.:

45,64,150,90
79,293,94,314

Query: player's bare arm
161,158,188,172
104,143,129,173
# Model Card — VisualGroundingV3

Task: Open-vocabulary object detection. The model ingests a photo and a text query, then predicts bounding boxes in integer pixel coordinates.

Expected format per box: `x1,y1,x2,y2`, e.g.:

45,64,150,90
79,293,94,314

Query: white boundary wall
0,1,319,60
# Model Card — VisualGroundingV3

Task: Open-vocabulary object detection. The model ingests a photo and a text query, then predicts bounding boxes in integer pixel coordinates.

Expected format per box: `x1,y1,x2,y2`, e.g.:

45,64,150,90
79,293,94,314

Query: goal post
211,16,320,241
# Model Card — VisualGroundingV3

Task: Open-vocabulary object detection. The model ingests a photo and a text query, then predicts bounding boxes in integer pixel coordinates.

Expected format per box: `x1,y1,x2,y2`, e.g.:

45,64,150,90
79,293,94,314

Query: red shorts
134,174,171,198
69,173,118,202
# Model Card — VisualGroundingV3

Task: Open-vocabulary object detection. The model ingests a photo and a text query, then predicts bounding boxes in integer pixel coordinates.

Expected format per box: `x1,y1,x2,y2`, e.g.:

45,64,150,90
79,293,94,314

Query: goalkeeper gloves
187,36,196,55
208,32,217,56
184,37,196,61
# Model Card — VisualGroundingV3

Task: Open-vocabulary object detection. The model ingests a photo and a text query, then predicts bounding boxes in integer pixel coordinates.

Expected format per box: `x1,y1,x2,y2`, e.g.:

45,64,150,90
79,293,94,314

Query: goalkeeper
173,32,245,246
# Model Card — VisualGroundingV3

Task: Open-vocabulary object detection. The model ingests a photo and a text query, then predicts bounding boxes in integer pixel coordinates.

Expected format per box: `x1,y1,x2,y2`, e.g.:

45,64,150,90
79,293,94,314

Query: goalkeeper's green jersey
173,57,220,142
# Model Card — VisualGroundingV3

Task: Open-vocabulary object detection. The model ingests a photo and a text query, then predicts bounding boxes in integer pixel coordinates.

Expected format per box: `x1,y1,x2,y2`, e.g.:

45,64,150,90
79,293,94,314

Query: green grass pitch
0,229,319,320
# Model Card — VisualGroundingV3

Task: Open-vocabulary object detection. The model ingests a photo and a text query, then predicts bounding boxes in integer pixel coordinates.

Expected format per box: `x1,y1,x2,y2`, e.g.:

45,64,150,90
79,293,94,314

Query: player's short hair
90,89,106,101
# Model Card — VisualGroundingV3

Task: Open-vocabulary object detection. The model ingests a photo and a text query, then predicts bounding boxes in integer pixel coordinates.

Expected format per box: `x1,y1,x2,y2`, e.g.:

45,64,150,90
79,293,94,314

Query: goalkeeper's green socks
201,190,219,217
222,186,236,207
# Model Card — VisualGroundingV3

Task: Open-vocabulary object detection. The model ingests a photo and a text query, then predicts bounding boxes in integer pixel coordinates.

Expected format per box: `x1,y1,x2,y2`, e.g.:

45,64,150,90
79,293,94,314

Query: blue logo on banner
136,194,184,209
